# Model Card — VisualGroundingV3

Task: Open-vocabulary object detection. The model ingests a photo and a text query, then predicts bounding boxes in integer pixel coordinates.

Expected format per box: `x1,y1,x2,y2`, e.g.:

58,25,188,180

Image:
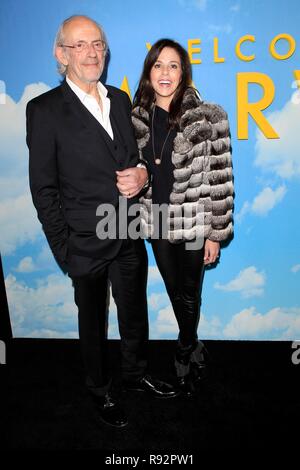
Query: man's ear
55,46,68,67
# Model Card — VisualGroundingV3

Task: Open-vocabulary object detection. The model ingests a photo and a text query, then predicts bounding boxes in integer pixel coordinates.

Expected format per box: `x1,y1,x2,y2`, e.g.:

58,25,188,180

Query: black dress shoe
91,392,128,428
190,360,208,382
177,375,197,398
123,374,178,398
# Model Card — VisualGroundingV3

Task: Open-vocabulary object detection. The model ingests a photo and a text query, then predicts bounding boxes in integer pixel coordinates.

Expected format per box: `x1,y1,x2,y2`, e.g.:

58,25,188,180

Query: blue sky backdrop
1,0,300,339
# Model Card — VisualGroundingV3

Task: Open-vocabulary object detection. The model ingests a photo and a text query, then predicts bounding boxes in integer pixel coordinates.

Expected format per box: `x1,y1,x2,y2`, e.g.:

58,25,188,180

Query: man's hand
204,239,220,265
116,167,148,198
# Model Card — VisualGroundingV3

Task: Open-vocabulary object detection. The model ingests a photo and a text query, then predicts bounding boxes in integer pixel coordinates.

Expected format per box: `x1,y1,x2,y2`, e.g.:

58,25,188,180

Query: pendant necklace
151,105,171,165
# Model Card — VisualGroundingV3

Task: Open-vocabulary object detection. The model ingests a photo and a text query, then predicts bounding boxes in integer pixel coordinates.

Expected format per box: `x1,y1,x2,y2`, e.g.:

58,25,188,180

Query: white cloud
208,24,232,34
25,328,78,339
148,301,300,340
255,91,300,179
5,273,77,338
214,266,266,298
194,0,207,8
0,79,6,104
14,256,37,273
13,245,61,273
0,83,50,255
153,305,178,336
198,313,222,337
0,82,50,181
223,306,300,340
147,265,163,286
35,244,58,271
291,264,300,273
150,303,222,339
178,0,207,11
0,193,42,255
230,3,240,12
148,291,169,310
251,185,286,215
237,185,286,221
0,176,29,200
236,201,250,222
8,270,299,341
5,273,121,339
106,291,120,339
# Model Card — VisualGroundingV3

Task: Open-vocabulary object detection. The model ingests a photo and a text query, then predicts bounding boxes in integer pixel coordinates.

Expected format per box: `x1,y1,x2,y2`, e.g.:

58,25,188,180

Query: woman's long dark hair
133,38,192,128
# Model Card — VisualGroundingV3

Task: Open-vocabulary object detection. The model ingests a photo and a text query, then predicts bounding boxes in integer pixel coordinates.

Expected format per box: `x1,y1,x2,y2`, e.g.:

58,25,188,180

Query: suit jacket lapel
60,80,119,163
109,93,126,146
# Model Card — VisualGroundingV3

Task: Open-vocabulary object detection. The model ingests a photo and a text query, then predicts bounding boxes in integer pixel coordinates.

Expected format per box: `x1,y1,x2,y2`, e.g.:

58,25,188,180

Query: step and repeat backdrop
1,0,299,339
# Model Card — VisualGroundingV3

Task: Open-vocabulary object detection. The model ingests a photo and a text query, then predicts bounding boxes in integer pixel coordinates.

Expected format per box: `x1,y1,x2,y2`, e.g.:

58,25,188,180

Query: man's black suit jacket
26,79,141,272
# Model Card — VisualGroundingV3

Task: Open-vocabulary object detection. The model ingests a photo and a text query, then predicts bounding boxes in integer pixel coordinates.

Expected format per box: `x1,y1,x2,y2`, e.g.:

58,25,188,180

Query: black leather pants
151,239,205,347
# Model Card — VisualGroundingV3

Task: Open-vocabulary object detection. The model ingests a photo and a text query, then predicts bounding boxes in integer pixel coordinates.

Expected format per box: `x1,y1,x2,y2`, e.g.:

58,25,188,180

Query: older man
26,15,176,428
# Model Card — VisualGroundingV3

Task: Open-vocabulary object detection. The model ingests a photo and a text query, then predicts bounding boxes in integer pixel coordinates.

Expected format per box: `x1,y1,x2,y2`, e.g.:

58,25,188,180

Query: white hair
53,15,108,76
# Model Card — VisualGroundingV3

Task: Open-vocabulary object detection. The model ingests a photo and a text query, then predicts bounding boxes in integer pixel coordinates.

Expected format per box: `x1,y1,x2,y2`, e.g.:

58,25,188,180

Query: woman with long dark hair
132,39,234,396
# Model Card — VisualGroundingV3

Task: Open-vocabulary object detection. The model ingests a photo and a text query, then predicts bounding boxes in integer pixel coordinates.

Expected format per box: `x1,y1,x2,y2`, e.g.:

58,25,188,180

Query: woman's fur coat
132,88,234,243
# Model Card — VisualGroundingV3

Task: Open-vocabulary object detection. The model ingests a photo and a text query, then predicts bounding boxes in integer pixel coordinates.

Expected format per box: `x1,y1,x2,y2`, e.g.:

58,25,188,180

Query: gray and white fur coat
132,87,234,243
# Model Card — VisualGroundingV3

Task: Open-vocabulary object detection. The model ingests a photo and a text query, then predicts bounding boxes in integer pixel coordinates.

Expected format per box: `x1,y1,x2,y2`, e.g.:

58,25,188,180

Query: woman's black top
142,106,177,205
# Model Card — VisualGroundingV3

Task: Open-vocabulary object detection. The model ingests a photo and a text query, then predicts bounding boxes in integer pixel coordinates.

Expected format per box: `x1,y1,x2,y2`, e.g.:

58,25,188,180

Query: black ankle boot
190,361,208,382
174,342,196,397
175,341,195,364
190,342,209,383
177,374,196,398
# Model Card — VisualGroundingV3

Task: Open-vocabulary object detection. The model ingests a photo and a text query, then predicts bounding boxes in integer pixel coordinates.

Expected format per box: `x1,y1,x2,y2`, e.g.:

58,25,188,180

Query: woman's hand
204,239,220,265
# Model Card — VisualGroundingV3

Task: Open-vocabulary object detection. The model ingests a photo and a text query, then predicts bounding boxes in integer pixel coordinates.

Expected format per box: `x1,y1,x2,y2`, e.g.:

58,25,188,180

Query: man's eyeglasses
59,40,107,53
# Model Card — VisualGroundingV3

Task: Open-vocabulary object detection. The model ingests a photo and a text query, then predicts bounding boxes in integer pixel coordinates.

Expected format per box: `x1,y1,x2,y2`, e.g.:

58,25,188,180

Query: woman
132,39,233,396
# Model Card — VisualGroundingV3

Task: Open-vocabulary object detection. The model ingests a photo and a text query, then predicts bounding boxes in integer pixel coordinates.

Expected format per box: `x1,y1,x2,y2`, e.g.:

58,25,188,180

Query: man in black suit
26,15,176,428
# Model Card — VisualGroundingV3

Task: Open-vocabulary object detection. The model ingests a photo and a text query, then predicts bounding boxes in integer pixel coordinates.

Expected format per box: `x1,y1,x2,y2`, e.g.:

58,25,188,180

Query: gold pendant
155,158,161,165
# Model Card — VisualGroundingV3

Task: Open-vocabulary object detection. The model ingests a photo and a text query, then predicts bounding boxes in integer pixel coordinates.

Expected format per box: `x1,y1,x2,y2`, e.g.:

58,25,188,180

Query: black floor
4,339,300,454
